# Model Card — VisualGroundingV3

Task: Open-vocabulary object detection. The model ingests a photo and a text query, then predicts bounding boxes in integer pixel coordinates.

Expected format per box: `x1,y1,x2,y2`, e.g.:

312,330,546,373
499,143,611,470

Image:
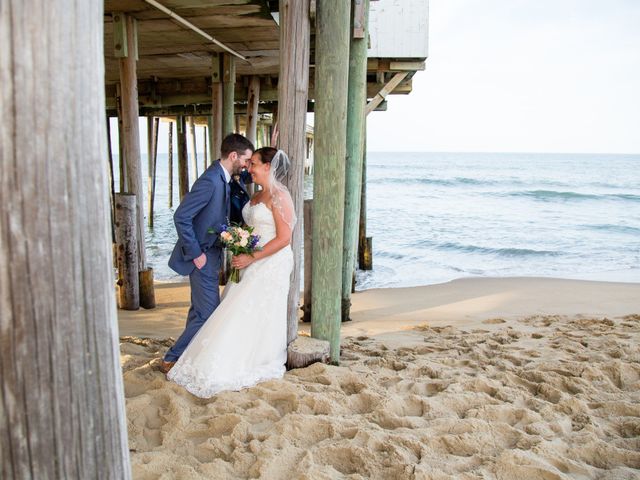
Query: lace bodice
242,202,276,247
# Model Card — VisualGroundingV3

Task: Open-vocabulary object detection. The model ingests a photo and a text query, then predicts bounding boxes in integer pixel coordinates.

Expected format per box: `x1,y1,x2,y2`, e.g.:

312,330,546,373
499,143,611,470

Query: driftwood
287,336,330,370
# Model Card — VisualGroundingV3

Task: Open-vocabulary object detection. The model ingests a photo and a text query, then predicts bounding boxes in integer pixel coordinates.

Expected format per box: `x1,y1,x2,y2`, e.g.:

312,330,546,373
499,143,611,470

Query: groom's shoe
159,360,175,374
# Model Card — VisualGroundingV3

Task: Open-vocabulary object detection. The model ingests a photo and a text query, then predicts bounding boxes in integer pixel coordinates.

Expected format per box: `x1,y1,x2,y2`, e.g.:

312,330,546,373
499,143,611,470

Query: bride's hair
253,147,296,230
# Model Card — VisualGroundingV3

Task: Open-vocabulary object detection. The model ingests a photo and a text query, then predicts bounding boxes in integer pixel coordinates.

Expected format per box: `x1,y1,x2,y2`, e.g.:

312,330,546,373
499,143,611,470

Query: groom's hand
193,253,207,270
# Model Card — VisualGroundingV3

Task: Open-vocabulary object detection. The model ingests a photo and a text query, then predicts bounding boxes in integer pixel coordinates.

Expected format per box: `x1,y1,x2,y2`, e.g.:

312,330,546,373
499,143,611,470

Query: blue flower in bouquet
212,223,261,282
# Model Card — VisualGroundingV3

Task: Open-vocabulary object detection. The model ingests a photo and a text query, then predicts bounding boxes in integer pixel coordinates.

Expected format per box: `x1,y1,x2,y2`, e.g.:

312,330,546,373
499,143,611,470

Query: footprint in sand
482,318,507,325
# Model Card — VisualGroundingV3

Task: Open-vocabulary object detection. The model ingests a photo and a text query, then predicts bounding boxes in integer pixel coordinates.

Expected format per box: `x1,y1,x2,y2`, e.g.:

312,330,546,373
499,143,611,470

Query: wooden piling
278,0,311,344
117,13,147,271
207,116,214,163
246,76,261,145
189,116,198,183
311,0,351,364
211,53,223,159
139,267,156,309
303,199,313,322
147,116,159,228
222,53,236,136
1,3,130,473
177,115,189,200
342,0,370,321
358,146,373,270
203,125,208,170
286,336,330,370
115,193,139,310
168,120,174,208
106,115,116,244
115,84,126,192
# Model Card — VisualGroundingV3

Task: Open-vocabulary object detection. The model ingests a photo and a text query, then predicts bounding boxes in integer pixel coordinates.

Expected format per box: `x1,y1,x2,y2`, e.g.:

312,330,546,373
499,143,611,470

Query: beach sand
119,278,640,479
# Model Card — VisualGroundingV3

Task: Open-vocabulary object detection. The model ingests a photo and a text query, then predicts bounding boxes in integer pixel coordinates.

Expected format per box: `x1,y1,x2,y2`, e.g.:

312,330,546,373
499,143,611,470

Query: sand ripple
121,314,640,479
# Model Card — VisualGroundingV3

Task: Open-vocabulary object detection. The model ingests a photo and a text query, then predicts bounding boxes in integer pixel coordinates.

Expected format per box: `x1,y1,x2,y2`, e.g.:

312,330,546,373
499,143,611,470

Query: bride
167,147,296,398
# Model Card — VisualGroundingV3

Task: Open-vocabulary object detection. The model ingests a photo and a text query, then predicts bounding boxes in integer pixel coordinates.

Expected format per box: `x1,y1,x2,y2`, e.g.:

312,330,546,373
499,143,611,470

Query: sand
119,278,640,479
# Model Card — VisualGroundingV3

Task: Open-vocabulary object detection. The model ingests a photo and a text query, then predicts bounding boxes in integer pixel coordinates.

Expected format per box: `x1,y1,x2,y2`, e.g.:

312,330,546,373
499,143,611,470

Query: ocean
124,152,640,289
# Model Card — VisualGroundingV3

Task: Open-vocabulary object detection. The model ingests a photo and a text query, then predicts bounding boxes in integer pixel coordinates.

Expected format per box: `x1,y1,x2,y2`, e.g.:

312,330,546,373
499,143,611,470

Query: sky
366,0,640,153
116,0,640,155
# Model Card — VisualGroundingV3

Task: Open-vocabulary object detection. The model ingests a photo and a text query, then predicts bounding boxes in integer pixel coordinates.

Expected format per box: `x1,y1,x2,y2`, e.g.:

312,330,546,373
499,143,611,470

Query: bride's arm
232,201,292,269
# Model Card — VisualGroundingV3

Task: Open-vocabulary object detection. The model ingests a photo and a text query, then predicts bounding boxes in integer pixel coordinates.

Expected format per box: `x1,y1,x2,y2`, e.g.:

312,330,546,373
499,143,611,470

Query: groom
160,133,254,373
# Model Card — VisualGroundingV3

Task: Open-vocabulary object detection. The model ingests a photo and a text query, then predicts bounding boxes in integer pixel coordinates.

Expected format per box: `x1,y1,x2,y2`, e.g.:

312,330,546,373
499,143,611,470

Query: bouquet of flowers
216,223,261,283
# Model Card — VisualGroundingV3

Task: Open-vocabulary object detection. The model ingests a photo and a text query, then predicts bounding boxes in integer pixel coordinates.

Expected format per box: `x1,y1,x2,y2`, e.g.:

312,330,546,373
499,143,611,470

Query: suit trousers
164,250,221,362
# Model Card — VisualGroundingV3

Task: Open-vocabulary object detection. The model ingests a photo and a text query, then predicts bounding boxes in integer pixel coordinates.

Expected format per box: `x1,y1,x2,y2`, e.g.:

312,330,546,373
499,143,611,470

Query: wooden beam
311,0,351,364
366,71,409,115
104,76,412,108
390,61,425,71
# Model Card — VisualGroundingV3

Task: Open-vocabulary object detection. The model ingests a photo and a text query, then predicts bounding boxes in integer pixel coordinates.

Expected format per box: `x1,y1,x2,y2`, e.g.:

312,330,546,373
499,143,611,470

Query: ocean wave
437,242,562,257
582,224,640,235
506,190,640,202
368,177,496,187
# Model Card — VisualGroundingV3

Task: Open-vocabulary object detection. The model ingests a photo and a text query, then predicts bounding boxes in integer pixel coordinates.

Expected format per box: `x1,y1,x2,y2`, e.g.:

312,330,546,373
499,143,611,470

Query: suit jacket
229,173,251,225
168,160,230,276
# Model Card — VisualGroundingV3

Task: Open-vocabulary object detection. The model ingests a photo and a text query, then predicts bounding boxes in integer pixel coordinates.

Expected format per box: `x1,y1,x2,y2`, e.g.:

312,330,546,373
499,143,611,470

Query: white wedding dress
167,202,293,398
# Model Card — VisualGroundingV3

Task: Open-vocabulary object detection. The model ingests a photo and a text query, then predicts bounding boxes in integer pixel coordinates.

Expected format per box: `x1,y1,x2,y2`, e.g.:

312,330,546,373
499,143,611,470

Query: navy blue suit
165,161,230,362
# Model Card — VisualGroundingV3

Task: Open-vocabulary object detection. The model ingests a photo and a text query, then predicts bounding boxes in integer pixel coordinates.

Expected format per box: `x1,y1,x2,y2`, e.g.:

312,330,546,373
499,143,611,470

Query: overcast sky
119,0,640,156
366,0,640,153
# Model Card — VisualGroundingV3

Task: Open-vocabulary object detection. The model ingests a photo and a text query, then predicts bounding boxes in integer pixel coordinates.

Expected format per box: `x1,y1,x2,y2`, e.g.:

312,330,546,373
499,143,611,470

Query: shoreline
118,276,640,340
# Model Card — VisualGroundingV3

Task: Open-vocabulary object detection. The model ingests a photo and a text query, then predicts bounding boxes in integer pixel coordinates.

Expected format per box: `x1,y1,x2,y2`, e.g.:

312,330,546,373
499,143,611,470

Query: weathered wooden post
278,0,311,347
106,116,116,243
222,53,236,136
115,194,140,310
211,53,223,159
168,120,174,208
203,125,208,170
177,115,189,200
342,0,370,321
303,199,313,322
115,84,127,191
115,12,155,307
147,116,159,228
1,1,131,476
246,76,261,144
311,0,351,364
189,116,199,183
115,12,146,272
358,144,373,270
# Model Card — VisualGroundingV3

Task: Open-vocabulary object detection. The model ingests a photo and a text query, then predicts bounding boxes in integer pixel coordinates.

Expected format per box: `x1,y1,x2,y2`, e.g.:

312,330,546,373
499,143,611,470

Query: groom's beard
232,163,244,176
